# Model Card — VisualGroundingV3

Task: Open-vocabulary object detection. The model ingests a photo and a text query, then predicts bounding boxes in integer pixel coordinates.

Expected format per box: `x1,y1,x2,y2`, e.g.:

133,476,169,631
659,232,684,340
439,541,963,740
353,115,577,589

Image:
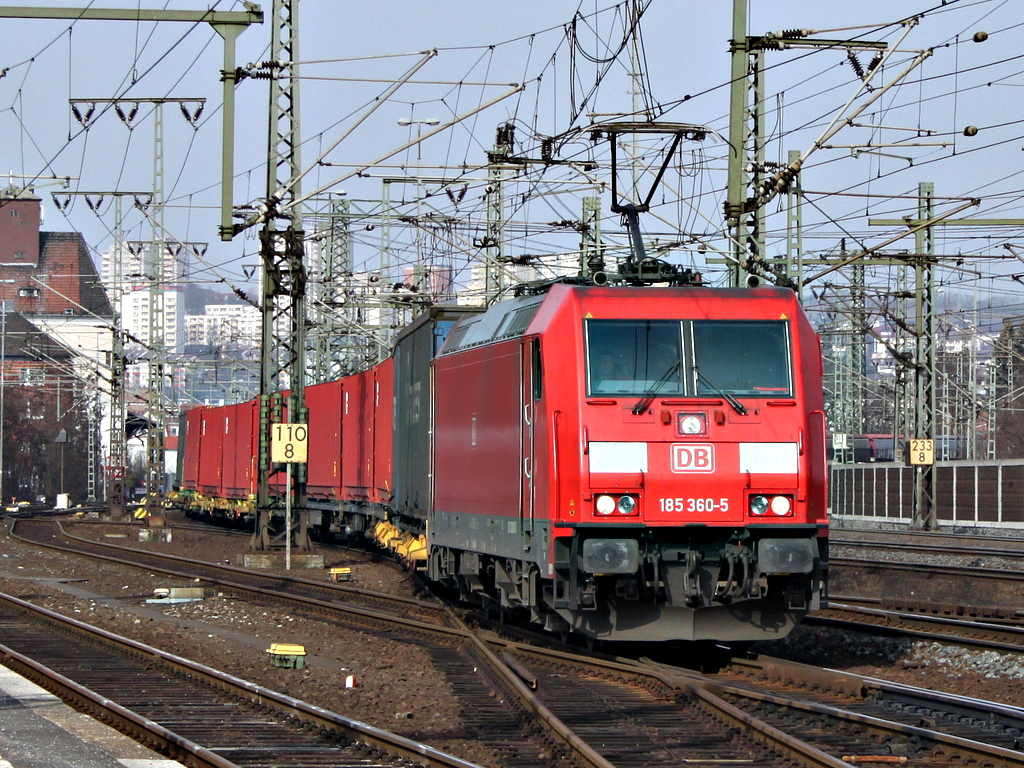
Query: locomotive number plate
659,497,730,513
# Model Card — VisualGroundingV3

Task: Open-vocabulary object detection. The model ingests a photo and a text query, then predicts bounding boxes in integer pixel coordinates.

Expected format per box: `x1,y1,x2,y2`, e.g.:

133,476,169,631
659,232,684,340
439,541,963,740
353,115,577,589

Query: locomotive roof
392,303,486,348
438,293,546,355
439,282,803,356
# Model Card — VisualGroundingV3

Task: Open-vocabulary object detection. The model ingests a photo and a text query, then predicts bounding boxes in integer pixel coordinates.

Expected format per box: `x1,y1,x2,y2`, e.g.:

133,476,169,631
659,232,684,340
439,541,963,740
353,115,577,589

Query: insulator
865,51,884,76
496,122,515,149
180,102,204,127
71,102,96,128
541,137,553,162
779,28,808,39
115,102,140,128
846,51,866,80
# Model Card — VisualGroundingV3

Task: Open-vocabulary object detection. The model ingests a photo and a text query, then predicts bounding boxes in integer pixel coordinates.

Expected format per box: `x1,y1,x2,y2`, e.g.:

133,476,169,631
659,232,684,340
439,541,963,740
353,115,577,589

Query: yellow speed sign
909,438,934,466
271,423,308,463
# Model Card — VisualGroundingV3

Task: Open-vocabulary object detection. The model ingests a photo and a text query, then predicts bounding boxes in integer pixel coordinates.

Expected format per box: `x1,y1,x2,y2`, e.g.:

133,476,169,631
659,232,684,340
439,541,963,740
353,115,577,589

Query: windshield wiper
696,369,746,416
631,359,683,415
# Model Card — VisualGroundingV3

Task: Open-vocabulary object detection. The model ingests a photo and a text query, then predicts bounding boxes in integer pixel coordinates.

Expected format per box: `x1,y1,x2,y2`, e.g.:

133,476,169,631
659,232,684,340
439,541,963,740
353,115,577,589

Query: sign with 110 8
271,423,308,463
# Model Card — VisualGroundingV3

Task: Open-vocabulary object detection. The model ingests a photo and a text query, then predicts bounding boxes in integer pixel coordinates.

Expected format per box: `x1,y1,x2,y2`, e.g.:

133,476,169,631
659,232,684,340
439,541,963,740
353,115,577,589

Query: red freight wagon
341,369,373,502
305,380,343,500
371,359,394,506
221,401,257,501
429,283,827,642
197,406,226,496
180,407,205,492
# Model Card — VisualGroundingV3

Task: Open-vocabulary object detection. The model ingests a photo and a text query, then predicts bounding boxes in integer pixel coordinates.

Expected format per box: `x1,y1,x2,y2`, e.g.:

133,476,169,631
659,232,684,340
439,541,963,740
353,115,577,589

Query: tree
1,376,91,503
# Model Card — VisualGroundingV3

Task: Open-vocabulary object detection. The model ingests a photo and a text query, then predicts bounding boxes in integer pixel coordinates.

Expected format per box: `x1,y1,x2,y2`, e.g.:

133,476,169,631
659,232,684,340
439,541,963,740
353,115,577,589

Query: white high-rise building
185,304,260,350
120,286,186,354
101,241,191,356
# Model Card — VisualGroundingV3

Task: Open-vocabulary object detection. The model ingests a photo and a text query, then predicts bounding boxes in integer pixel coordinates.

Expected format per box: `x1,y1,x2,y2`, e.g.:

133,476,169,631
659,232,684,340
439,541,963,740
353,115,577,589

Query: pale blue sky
1,1,1021,323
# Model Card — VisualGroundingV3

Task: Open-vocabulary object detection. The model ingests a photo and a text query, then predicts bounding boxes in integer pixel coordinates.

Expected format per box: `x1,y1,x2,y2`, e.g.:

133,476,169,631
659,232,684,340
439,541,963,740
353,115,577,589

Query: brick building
0,184,114,502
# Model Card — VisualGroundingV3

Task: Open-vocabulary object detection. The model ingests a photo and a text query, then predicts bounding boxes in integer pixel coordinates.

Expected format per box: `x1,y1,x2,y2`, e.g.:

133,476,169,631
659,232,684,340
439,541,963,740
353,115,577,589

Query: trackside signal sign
271,423,308,463
908,438,934,466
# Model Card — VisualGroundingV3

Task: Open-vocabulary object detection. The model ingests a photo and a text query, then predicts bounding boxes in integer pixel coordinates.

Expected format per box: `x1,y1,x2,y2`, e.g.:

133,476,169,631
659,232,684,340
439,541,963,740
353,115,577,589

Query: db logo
671,444,715,473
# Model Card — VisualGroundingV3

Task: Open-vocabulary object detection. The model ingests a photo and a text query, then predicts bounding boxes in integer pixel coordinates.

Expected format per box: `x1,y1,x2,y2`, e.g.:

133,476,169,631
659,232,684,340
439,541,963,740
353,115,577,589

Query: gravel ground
756,626,1024,705
2,512,1024,768
0,515,497,767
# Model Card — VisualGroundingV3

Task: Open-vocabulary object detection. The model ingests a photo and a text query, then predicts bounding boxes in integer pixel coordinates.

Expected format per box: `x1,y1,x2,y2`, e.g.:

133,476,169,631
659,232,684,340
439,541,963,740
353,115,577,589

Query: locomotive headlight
749,495,769,516
616,495,637,515
595,495,616,515
770,495,792,516
679,414,704,435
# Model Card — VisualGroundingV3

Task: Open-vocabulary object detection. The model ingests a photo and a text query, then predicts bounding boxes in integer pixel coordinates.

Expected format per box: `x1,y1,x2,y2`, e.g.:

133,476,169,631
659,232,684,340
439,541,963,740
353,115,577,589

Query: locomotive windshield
692,321,792,396
586,319,792,398
586,320,684,396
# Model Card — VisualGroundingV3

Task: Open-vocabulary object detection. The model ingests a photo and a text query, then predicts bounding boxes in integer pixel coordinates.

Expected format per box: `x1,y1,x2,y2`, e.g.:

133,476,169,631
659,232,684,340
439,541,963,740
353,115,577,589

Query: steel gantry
68,98,204,517
723,0,914,288
2,5,260,517
867,187,1024,528
248,0,310,552
0,5,261,245
50,190,150,516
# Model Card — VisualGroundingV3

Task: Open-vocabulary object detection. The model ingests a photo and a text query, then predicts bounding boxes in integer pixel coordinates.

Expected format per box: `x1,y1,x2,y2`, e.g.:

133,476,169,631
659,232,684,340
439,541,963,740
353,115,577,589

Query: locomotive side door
520,337,539,534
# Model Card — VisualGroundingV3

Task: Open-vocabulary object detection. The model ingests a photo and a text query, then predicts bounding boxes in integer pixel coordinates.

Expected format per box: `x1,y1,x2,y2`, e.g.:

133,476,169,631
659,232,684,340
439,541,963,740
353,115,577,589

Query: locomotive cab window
586,319,792,399
692,321,792,397
586,320,685,396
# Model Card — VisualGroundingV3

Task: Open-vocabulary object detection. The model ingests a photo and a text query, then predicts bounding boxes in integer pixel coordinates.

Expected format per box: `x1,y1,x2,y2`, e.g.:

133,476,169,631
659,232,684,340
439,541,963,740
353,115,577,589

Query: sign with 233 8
908,438,934,466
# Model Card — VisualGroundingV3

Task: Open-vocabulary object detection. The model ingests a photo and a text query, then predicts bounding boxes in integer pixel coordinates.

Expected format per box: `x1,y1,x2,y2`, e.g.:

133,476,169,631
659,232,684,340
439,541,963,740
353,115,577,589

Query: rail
0,591,484,768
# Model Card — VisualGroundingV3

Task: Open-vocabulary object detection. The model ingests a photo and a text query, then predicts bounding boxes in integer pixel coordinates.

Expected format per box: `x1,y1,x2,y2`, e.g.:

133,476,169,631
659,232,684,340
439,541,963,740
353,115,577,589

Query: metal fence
829,460,1024,529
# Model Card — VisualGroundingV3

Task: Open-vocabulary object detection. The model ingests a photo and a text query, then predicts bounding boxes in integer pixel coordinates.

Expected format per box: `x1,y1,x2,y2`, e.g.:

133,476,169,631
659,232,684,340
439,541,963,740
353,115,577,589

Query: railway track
809,600,1024,653
15,517,449,625
487,640,1024,767
823,530,1024,652
8,518,616,767
831,528,1024,562
701,655,1024,766
10,516,1024,767
0,591,482,768
830,554,1024,586
830,528,1024,633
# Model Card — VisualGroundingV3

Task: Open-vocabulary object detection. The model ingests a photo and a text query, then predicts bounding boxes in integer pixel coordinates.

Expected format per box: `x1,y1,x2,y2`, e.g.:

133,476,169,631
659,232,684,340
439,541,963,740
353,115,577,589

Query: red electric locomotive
176,280,827,643
427,282,827,642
